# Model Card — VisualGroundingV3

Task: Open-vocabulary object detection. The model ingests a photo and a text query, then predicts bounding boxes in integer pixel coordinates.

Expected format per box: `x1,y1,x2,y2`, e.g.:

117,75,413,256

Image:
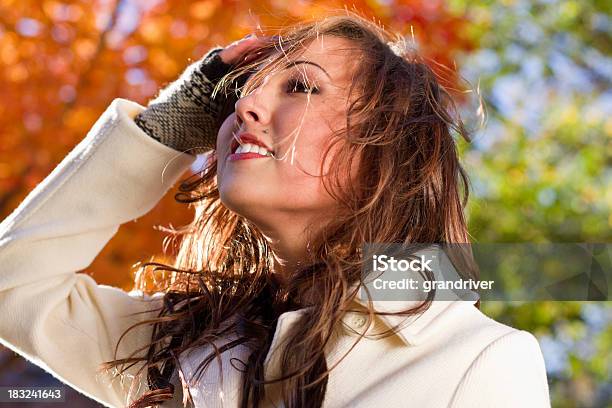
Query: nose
234,88,271,130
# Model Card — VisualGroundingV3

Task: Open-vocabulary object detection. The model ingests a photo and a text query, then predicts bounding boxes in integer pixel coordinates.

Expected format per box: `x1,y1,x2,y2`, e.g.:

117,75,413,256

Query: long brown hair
100,10,478,408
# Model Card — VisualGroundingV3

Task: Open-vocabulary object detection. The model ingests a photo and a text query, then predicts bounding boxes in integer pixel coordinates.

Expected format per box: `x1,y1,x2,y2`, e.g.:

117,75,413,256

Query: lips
231,133,274,154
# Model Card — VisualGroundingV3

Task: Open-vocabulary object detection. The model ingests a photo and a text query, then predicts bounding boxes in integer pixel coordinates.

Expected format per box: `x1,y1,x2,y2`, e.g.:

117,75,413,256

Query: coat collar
347,244,479,346
275,245,479,347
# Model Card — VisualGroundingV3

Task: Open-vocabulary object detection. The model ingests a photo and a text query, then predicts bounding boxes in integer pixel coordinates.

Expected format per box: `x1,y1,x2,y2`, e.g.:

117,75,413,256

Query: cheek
278,106,348,189
277,165,337,211
216,114,237,177
278,135,340,207
216,114,236,153
288,133,357,209
295,122,343,177
288,105,342,166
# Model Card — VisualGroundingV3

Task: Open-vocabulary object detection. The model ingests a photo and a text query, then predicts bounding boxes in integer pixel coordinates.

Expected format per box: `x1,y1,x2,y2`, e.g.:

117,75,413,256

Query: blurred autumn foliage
0,0,475,291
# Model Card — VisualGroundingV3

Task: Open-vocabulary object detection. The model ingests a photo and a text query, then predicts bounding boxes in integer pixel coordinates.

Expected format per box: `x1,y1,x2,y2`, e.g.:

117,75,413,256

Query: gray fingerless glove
134,47,236,155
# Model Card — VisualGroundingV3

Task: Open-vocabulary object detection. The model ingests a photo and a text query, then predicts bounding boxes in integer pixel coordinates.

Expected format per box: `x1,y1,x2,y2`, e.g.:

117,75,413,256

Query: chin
218,182,271,216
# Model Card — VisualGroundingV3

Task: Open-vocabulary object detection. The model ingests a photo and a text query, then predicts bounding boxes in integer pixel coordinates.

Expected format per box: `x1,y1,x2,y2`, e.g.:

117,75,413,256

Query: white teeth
235,143,272,156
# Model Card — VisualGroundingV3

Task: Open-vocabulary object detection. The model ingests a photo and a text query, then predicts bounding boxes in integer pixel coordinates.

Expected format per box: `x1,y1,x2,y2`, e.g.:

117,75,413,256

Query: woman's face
216,36,359,233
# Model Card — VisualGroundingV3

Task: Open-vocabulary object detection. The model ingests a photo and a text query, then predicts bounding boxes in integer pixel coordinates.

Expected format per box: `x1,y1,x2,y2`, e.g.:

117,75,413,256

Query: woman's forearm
0,98,196,407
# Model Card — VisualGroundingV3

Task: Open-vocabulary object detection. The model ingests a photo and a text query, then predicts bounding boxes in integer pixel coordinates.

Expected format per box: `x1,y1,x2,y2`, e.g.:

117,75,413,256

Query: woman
0,11,550,408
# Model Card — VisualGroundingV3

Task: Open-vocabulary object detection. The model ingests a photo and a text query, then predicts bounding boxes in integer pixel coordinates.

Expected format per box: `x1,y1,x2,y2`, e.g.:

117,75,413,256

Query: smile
228,143,274,161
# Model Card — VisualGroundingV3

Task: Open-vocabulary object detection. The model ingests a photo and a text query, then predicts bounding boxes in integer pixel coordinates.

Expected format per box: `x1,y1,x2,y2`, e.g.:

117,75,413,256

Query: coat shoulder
445,303,551,407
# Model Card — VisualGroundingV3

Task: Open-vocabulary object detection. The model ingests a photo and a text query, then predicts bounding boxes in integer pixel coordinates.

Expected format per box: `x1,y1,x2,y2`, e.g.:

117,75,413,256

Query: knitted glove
134,47,237,156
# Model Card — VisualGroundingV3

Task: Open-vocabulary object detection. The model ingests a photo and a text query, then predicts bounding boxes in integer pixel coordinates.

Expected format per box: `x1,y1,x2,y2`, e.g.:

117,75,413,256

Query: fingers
218,33,278,65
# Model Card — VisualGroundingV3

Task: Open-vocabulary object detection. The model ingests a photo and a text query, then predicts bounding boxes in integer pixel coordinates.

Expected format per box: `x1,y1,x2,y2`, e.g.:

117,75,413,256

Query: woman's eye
286,78,319,95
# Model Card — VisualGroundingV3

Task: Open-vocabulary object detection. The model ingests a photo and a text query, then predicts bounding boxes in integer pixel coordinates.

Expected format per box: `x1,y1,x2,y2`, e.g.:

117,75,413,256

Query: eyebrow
283,60,331,79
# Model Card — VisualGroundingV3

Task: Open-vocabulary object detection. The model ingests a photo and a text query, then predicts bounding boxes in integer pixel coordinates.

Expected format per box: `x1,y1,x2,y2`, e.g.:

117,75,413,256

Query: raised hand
134,34,275,155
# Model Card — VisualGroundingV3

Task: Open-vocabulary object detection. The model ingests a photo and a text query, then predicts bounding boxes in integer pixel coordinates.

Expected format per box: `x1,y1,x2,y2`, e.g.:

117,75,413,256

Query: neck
252,220,313,285
244,211,327,285
268,234,310,285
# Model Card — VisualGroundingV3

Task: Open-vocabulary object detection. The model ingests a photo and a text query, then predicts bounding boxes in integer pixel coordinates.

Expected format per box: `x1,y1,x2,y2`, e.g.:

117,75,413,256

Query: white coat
0,98,551,407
